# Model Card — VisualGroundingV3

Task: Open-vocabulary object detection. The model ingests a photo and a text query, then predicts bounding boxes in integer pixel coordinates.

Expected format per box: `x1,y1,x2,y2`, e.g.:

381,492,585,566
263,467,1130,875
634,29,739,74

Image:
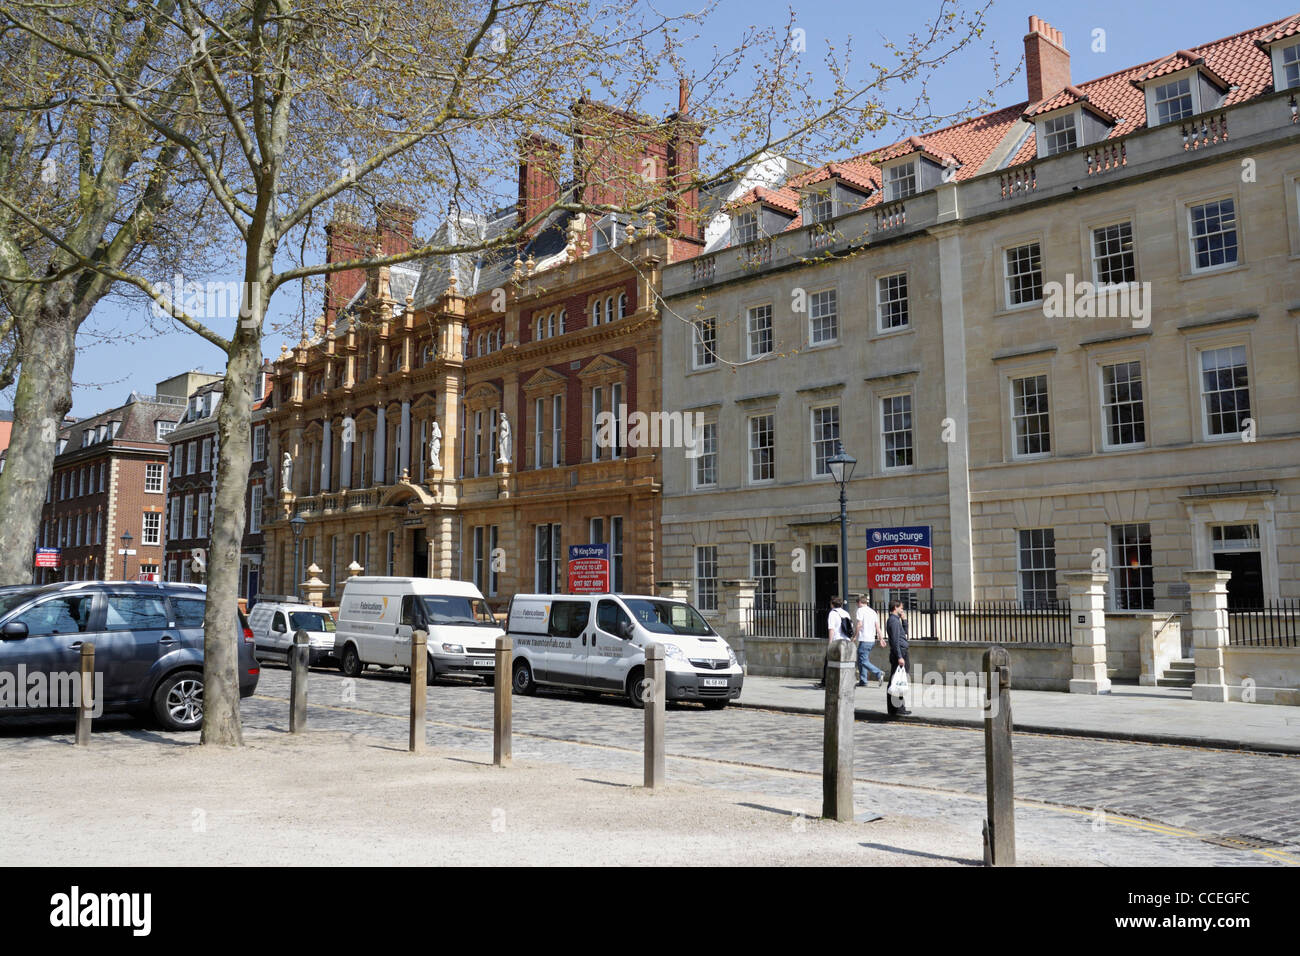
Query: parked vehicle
247,601,337,666
505,593,743,708
0,581,259,731
334,577,503,682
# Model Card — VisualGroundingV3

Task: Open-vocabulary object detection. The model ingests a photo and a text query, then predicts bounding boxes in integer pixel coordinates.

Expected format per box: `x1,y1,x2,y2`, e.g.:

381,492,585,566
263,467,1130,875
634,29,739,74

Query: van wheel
339,645,364,678
512,660,536,696
152,670,204,731
626,667,651,709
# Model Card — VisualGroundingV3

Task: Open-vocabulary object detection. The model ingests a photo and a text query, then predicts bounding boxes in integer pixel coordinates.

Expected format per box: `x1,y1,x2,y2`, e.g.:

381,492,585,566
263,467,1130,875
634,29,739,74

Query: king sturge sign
865,526,932,590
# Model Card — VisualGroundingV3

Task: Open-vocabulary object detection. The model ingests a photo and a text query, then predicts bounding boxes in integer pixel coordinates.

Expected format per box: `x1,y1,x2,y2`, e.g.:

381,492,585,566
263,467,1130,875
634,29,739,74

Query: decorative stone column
347,561,364,579
302,563,327,607
373,406,387,485
1184,569,1231,702
719,579,756,672
1064,571,1111,694
655,580,690,601
320,418,332,493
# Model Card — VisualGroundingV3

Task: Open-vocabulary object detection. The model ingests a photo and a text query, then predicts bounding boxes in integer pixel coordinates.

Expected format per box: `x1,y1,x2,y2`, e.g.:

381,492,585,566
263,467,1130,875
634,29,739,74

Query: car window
400,596,420,626
420,596,495,626
289,611,336,632
103,595,169,631
171,598,206,629
273,612,288,631
622,599,714,636
11,595,94,636
548,601,590,638
596,599,631,636
0,589,40,618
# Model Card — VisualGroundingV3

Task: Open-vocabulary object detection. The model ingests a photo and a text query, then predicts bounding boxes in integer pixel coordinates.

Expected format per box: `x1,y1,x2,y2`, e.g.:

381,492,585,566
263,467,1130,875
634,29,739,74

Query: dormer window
732,209,758,245
1272,39,1300,90
883,162,916,202
1153,76,1194,124
802,189,834,225
593,213,627,252
1041,113,1077,155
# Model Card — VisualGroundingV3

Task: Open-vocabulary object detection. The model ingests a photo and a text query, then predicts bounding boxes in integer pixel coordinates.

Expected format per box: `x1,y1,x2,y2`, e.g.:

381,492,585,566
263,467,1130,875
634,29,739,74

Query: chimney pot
1024,15,1071,104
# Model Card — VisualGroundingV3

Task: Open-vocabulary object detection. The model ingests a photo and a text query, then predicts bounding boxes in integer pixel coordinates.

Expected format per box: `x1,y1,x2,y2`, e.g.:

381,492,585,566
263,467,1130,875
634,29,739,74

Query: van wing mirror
2,621,29,640
618,620,634,640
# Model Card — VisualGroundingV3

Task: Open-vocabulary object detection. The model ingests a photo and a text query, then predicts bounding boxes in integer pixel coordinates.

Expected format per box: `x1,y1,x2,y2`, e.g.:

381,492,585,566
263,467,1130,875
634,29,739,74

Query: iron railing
746,598,1071,644
1227,600,1299,647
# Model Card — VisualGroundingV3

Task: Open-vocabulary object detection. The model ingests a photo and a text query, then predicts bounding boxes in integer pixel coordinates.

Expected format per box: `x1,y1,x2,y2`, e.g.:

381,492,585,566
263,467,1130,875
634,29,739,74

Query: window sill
805,338,842,352
872,325,913,341
994,300,1045,319
1181,262,1245,281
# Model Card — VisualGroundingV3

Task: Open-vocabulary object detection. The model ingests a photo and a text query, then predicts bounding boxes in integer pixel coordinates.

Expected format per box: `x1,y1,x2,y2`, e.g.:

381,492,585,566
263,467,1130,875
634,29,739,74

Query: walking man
817,597,854,688
885,600,912,717
854,594,886,687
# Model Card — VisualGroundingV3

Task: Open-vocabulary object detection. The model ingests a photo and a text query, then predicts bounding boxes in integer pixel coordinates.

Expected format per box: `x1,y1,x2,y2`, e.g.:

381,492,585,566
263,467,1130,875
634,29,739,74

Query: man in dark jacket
885,600,911,717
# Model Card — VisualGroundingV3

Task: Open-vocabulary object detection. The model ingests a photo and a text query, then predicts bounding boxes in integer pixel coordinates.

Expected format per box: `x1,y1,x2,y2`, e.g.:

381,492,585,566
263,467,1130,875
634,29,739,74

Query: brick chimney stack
1024,15,1071,104
518,134,564,239
377,202,416,257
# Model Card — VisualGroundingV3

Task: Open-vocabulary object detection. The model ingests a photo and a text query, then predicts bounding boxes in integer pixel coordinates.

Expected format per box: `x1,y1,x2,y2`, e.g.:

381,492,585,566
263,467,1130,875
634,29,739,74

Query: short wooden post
982,645,1016,866
289,630,309,733
643,643,665,788
494,636,512,767
409,628,428,753
822,638,855,821
75,642,95,746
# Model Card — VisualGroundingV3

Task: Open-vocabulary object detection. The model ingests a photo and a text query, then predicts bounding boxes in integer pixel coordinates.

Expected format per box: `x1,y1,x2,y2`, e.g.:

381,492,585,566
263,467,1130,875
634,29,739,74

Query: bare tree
1,0,1002,744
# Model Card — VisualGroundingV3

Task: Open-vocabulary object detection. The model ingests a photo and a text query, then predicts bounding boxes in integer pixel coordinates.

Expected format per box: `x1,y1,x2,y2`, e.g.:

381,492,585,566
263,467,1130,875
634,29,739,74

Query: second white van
335,576,504,681
247,601,337,667
505,593,743,708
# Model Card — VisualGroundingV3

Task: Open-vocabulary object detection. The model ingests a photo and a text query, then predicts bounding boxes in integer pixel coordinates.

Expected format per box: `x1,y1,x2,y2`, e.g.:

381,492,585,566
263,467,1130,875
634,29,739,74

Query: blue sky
31,0,1298,418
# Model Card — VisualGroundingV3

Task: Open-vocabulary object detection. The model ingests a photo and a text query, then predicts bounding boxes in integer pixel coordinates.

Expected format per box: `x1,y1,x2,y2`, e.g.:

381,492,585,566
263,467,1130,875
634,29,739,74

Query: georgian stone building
660,13,1300,628
258,98,779,608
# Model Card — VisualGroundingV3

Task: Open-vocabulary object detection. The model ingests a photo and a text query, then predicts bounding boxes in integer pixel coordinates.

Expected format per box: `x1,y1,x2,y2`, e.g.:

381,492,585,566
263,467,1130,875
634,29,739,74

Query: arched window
605,296,615,324
476,333,484,356
590,300,600,326
558,308,566,334
617,292,627,318
534,318,542,341
547,312,556,337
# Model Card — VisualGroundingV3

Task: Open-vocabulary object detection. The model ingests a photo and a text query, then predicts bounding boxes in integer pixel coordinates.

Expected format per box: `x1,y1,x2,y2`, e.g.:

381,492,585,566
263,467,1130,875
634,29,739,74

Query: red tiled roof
738,13,1294,233
730,184,801,214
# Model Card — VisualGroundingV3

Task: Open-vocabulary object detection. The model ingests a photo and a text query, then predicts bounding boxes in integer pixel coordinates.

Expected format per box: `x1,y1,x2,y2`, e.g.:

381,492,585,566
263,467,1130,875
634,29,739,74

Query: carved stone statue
429,421,442,471
497,413,512,466
281,452,293,492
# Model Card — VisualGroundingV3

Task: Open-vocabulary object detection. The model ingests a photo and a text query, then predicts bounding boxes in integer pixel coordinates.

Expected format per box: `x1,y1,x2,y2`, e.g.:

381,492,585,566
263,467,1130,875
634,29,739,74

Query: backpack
839,610,855,639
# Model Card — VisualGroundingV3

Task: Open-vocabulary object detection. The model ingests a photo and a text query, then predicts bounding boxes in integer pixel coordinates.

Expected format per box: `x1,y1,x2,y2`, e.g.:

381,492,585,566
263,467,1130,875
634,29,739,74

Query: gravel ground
0,726,1031,867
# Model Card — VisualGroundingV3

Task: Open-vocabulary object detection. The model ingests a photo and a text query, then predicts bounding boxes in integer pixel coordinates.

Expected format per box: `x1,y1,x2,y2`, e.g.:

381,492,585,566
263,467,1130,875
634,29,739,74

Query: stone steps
1157,658,1195,687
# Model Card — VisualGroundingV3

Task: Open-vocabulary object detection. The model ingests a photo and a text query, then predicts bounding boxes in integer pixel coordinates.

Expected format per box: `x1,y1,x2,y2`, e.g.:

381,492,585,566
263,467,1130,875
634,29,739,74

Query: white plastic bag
888,666,910,697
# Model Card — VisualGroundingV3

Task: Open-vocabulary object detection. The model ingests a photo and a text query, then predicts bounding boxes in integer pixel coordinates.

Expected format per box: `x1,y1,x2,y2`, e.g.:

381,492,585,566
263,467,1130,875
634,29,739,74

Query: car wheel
626,667,651,709
427,661,439,686
339,644,364,678
702,699,728,710
152,671,204,731
512,659,536,696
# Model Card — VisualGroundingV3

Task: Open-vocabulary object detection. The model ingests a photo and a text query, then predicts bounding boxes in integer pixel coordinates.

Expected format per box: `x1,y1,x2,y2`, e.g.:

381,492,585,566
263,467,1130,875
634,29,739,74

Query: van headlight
441,643,464,654
662,643,687,662
725,645,738,666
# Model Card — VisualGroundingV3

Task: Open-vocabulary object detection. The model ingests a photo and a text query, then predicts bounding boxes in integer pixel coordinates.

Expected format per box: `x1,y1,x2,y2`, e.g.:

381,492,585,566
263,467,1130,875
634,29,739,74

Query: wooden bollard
494,636,512,766
289,630,309,733
822,638,856,821
75,642,95,746
643,643,665,788
982,645,1016,866
409,629,428,753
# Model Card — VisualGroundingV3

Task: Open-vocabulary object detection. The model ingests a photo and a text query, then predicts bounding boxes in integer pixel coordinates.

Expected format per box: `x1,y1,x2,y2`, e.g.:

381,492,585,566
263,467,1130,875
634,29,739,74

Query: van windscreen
289,611,336,632
622,599,715,637
422,595,496,626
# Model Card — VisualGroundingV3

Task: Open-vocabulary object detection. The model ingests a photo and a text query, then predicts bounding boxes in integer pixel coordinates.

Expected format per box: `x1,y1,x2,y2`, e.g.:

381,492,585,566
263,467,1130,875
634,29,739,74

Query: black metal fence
746,599,1071,644
1227,600,1300,647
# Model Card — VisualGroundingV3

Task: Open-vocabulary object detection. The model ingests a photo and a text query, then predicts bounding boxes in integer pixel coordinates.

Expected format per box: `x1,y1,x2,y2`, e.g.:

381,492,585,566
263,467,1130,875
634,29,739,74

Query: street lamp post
827,443,857,603
119,531,134,582
290,514,306,602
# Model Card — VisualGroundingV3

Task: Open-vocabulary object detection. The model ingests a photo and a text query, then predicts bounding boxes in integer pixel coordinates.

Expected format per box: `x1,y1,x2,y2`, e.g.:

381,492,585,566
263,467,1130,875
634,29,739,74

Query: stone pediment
522,367,568,392
577,354,629,381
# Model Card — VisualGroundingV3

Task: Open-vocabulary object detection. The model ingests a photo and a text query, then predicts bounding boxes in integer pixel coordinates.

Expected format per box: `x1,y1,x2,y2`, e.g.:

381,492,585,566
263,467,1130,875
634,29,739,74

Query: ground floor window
1017,528,1058,607
751,542,776,611
695,546,718,612
1110,522,1153,610
535,523,562,593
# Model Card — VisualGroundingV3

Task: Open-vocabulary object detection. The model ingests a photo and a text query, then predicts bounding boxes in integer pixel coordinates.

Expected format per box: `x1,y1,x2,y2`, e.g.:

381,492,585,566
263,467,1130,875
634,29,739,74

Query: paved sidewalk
736,675,1300,754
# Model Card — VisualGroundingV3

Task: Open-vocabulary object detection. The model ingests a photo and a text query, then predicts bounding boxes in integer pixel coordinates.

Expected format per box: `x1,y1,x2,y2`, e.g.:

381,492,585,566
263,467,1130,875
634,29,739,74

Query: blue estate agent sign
865,526,932,590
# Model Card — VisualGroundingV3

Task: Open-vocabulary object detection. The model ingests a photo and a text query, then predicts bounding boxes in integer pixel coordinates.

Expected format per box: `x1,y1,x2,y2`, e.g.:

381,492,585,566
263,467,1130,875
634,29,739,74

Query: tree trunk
200,320,262,746
0,310,78,584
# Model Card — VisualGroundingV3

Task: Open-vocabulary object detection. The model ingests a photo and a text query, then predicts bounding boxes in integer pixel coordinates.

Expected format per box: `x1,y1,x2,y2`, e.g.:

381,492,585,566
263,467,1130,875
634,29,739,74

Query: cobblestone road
233,664,1300,866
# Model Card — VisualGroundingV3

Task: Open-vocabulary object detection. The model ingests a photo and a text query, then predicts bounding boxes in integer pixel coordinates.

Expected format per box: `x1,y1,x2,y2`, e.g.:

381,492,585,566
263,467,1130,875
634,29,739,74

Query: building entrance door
1211,523,1264,609
410,528,429,578
813,544,839,639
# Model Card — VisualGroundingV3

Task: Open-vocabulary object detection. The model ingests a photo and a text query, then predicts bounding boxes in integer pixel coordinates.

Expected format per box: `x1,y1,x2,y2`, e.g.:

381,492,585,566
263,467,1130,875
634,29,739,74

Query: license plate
702,678,728,687
472,657,494,667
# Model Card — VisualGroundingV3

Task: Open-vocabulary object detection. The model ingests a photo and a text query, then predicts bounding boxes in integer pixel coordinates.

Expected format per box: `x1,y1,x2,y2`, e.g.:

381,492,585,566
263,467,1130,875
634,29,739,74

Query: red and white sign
567,543,611,594
865,526,932,590
34,548,61,569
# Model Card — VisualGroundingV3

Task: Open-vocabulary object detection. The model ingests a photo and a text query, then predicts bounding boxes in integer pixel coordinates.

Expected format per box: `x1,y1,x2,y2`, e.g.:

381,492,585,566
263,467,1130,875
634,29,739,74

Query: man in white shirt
854,594,886,687
817,597,854,687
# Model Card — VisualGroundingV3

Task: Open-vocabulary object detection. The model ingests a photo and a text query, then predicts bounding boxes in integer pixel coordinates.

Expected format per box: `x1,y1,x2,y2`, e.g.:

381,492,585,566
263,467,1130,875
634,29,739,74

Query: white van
335,577,503,682
505,593,743,709
247,601,337,666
